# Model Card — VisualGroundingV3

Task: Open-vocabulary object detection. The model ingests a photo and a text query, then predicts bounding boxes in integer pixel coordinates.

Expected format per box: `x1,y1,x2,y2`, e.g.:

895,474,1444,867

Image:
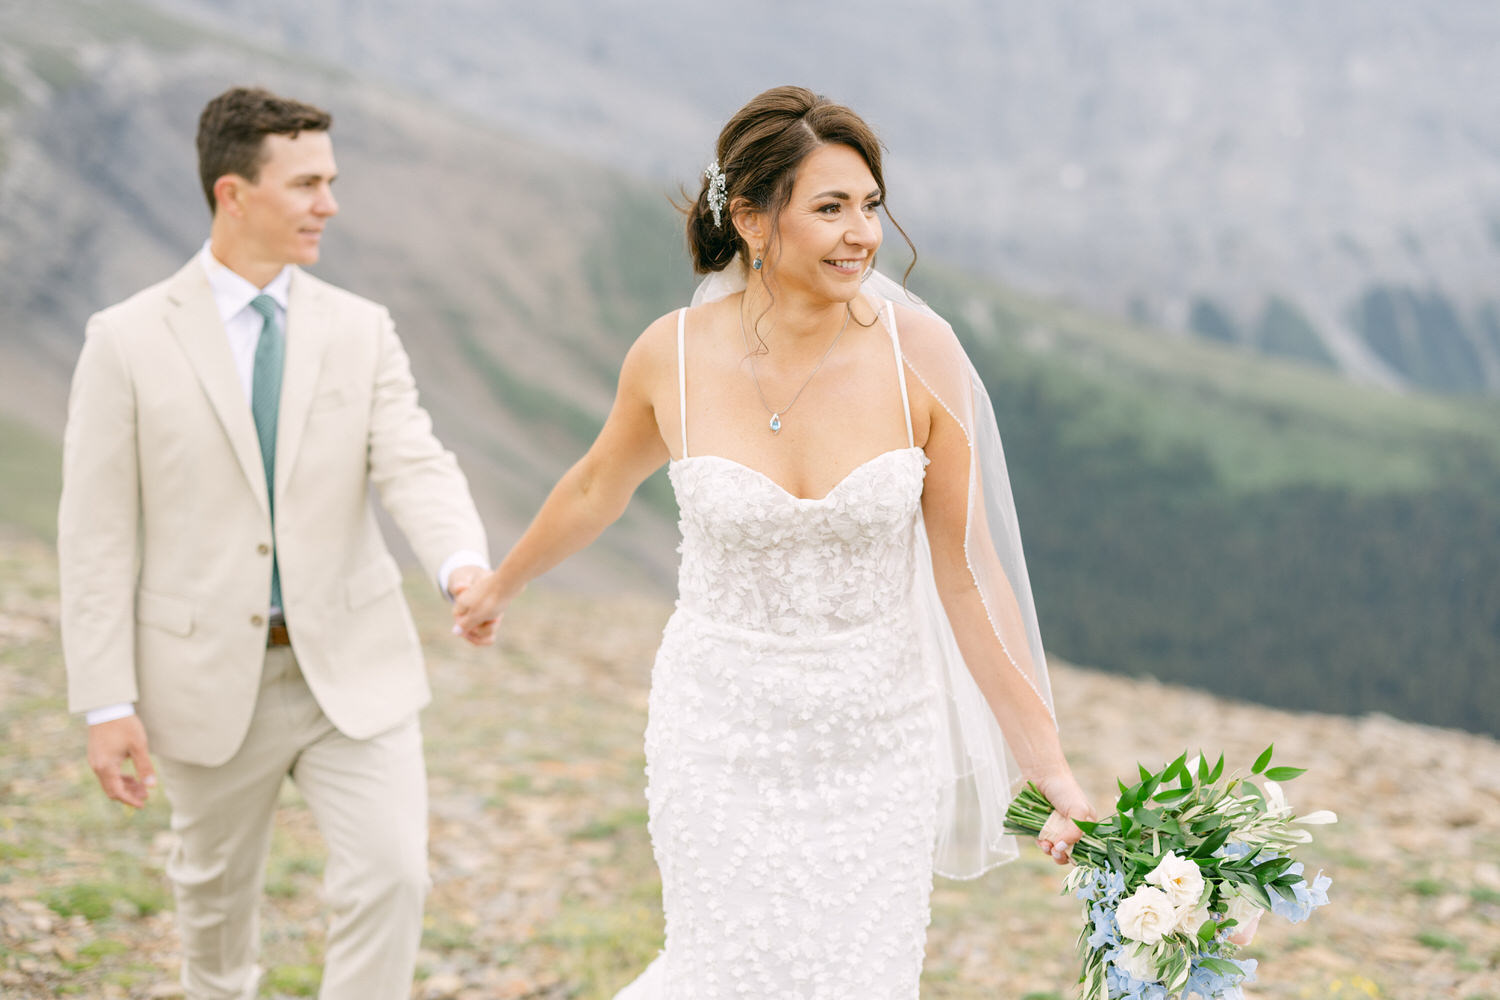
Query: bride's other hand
451,570,505,646
1033,770,1094,866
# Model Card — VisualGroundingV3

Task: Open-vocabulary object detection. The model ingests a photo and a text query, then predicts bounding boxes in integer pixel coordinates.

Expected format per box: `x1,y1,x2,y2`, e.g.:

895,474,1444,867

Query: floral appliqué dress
614,307,941,999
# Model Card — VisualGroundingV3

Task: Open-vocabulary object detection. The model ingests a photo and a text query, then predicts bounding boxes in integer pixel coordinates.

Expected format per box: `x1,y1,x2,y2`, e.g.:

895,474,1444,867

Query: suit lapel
274,268,332,502
163,260,270,517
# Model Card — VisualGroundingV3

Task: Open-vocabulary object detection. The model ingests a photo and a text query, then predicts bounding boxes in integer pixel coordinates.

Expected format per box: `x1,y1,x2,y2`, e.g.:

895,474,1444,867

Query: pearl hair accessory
704,159,728,228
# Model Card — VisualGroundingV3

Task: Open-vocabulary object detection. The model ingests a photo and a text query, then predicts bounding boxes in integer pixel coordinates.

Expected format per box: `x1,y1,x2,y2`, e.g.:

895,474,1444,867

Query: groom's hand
88,715,157,808
449,566,499,646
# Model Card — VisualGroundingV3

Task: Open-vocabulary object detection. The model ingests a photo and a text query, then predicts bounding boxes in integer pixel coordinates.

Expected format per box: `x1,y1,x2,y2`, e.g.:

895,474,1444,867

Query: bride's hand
451,570,507,646
1033,770,1095,866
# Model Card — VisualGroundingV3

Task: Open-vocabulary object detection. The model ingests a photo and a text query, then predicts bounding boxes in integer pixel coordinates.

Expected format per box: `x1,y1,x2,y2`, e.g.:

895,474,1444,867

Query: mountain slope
143,0,1500,395
1,1,1497,735
0,0,695,589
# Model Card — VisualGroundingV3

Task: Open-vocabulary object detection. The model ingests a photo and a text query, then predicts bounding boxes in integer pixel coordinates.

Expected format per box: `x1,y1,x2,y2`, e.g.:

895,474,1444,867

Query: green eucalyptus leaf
1264,766,1308,781
1241,880,1274,909
1253,744,1275,774
1194,827,1232,858
1199,957,1243,976
1253,856,1295,881
1208,753,1226,782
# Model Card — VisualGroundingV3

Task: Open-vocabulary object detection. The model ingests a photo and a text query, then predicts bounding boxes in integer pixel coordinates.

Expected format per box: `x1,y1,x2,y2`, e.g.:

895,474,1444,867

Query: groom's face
233,130,339,268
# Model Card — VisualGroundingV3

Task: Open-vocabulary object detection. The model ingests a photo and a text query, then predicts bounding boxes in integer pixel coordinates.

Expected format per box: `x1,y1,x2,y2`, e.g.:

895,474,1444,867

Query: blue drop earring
752,251,763,271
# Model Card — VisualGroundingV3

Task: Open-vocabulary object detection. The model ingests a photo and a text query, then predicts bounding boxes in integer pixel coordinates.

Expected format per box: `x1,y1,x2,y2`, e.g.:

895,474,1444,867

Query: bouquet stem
1004,783,1109,866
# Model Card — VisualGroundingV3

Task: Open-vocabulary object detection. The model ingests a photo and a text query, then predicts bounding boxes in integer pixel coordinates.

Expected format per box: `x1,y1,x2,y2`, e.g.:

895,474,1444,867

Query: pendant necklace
740,301,850,434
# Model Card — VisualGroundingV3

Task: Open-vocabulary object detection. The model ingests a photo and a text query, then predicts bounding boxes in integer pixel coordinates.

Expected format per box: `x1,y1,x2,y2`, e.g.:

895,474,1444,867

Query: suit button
251,614,265,627
257,543,270,555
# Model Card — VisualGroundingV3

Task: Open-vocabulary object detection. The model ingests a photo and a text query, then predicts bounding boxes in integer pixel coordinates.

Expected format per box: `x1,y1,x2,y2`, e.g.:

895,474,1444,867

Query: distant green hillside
918,269,1500,737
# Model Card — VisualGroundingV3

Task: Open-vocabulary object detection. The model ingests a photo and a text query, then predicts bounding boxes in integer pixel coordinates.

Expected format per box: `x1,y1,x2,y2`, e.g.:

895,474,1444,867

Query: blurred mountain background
1,0,1497,735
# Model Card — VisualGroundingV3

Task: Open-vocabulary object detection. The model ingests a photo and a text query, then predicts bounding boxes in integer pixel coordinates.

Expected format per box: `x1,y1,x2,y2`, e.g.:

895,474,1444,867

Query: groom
58,86,490,1000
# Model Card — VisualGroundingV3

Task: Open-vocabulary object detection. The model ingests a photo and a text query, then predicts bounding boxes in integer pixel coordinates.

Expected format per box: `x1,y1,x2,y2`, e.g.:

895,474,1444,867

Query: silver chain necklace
740,301,851,434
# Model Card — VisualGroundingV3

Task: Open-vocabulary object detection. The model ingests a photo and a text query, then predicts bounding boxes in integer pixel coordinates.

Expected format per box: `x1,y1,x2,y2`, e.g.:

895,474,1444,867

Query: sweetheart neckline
671,446,925,503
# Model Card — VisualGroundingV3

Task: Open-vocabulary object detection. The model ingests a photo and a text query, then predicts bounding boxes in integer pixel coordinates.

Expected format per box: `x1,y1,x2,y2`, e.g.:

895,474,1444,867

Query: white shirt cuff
438,550,489,600
86,703,136,726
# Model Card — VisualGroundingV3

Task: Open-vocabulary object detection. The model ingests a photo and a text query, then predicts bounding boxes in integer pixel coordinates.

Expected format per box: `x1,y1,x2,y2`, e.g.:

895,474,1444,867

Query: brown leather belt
267,623,292,647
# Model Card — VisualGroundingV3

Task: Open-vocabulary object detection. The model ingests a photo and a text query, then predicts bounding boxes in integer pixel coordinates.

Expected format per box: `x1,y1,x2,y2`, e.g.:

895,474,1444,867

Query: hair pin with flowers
704,159,728,228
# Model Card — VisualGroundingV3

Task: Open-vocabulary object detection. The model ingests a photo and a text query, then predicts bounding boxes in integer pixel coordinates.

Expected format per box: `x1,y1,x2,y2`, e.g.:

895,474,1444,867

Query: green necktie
249,294,284,609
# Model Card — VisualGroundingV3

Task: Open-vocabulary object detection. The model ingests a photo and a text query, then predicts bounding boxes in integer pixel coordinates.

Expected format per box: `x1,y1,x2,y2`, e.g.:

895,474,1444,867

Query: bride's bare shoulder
621,299,731,392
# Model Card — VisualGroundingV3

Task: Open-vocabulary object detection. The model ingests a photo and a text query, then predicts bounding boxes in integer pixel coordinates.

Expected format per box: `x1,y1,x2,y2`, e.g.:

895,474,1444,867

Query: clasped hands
448,565,506,646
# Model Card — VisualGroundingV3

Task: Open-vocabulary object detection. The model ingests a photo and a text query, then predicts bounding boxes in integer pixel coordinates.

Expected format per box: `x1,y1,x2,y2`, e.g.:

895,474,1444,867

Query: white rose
1175,901,1212,937
1112,942,1157,983
1115,886,1177,945
1145,851,1205,909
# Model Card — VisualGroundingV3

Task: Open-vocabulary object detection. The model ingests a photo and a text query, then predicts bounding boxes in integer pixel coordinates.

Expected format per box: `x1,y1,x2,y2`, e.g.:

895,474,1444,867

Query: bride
454,85,1094,998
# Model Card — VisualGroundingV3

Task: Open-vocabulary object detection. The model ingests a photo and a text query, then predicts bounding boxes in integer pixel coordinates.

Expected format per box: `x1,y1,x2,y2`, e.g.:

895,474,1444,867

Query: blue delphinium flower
1087,902,1121,951
1269,862,1333,923
1105,955,1169,1000
1216,841,1255,861
1183,951,1257,998
1102,866,1127,901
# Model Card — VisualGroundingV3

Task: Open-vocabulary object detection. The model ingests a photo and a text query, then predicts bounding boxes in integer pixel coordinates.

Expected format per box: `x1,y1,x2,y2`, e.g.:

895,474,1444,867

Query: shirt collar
198,240,293,325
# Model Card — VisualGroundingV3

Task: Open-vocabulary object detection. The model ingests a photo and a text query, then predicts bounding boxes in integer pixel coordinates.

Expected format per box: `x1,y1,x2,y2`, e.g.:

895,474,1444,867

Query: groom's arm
364,307,488,584
58,313,158,807
59,314,143,715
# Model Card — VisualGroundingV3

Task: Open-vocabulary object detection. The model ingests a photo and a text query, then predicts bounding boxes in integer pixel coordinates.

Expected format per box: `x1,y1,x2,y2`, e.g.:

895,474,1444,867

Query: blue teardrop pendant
769,413,782,433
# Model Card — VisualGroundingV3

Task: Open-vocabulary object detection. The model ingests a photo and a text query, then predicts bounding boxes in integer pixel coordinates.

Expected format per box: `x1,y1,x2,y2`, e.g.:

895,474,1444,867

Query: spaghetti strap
886,301,915,449
676,307,689,459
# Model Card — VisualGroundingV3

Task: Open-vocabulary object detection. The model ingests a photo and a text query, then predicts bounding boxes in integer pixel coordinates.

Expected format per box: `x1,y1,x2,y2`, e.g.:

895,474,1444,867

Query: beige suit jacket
58,259,487,767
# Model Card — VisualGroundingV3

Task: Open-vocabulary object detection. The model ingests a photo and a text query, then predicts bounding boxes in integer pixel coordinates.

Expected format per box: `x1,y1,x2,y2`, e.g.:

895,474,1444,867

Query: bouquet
1005,746,1335,1000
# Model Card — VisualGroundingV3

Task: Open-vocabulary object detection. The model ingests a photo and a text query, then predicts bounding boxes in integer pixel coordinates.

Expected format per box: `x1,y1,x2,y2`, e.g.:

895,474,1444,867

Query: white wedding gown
614,308,941,999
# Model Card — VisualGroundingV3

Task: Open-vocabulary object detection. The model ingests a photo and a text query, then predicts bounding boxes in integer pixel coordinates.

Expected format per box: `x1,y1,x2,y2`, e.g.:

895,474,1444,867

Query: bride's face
766,143,882,303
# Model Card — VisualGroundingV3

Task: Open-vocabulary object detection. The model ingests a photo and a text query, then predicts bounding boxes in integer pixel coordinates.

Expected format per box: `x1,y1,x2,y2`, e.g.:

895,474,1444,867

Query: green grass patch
571,806,648,841
1416,930,1466,952
43,882,118,921
0,839,39,861
539,898,663,1000
421,914,476,952
1470,886,1500,905
42,872,169,921
79,938,130,961
264,963,322,996
1406,877,1449,897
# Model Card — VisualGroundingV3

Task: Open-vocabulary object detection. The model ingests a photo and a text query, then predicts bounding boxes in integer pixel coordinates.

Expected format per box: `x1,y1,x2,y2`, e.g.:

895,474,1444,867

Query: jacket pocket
136,589,194,637
346,554,403,610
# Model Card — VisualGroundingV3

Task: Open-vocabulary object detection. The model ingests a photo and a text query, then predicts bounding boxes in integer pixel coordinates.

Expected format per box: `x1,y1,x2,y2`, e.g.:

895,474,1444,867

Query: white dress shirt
86,245,486,725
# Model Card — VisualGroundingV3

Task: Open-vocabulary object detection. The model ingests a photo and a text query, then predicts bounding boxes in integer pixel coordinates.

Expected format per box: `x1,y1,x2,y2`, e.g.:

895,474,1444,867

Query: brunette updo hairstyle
685,86,915,279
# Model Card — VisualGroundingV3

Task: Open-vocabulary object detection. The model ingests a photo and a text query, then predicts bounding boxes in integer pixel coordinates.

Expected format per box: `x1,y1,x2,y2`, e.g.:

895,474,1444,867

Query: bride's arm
912,329,1094,861
453,316,674,642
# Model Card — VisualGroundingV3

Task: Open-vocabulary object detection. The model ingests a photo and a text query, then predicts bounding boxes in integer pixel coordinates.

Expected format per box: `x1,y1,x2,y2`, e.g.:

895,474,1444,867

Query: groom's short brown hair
197,86,332,213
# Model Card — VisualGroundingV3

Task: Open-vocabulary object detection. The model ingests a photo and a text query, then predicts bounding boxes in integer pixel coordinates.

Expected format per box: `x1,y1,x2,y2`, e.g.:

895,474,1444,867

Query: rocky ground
2,532,1497,999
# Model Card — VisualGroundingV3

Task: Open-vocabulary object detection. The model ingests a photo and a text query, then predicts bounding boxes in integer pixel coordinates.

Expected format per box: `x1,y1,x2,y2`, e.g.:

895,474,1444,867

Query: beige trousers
154,647,428,1000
